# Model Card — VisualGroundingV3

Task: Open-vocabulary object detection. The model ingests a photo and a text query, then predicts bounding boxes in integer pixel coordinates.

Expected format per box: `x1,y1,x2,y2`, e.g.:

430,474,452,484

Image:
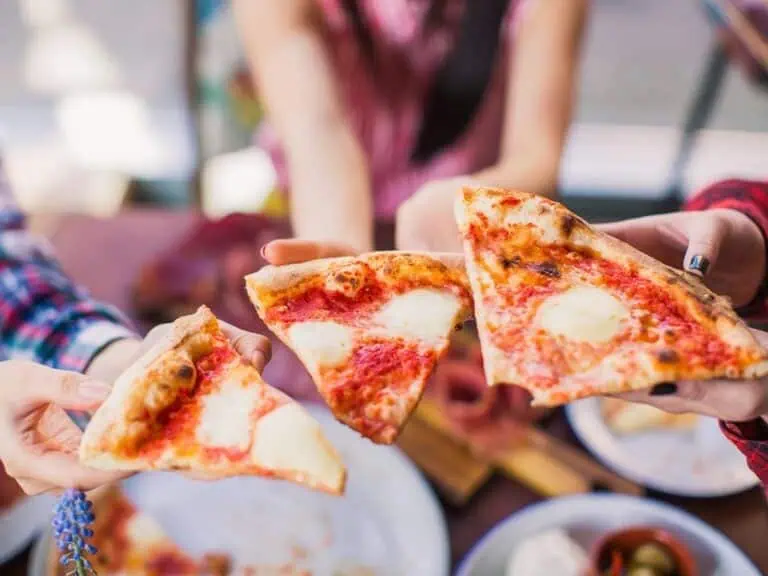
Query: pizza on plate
49,486,231,576
455,187,768,406
600,397,698,434
80,306,345,495
245,252,473,443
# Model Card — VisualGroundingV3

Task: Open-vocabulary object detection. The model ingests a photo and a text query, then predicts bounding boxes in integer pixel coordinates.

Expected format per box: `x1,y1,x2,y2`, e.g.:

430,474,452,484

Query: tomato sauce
322,339,434,442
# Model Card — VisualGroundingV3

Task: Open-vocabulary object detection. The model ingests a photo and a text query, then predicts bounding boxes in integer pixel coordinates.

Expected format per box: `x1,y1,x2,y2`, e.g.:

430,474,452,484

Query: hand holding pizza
0,361,129,495
396,177,470,254
597,209,766,308
618,328,768,423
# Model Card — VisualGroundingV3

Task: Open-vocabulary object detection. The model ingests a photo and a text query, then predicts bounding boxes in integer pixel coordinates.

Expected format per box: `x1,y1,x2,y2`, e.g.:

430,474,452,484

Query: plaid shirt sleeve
0,164,137,374
684,178,768,489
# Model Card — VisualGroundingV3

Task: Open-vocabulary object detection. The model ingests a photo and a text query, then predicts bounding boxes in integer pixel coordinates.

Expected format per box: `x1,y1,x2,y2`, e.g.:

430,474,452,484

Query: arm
0,164,139,379
473,0,589,196
684,178,768,321
684,179,768,488
233,0,373,253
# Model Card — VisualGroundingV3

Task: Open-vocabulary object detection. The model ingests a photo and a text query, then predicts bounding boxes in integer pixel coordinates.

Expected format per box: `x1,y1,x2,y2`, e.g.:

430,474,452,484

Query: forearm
0,165,137,372
471,153,560,198
286,122,374,253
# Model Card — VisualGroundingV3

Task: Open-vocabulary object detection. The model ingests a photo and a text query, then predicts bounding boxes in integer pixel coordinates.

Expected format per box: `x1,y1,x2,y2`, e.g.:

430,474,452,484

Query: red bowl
588,526,698,576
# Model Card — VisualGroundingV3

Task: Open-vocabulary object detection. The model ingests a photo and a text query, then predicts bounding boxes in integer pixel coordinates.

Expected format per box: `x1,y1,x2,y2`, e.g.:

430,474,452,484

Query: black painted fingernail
687,255,710,275
650,382,678,396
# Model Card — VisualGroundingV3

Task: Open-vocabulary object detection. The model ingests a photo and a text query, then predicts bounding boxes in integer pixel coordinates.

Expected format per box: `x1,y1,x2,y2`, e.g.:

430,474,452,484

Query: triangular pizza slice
80,306,346,495
455,187,768,406
245,252,473,444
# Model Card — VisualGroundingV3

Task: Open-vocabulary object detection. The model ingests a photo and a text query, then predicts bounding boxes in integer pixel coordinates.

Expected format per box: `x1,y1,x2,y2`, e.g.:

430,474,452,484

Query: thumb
682,214,726,277
12,363,112,411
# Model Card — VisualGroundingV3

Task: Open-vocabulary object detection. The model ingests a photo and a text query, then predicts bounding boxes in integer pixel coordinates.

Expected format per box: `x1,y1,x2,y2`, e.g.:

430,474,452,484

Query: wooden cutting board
398,398,643,503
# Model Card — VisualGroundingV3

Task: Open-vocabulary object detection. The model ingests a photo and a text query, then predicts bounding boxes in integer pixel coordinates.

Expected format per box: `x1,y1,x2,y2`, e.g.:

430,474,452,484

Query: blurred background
0,0,765,220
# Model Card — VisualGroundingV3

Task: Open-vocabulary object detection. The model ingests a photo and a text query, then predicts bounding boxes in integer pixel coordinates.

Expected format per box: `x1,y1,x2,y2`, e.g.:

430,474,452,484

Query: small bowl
588,526,698,576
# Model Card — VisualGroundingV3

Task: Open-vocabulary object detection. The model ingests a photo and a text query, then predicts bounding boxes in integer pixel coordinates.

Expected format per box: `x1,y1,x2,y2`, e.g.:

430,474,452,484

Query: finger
8,362,112,412
261,239,356,265
219,322,272,371
15,477,56,496
682,213,726,277
429,252,465,270
618,378,768,422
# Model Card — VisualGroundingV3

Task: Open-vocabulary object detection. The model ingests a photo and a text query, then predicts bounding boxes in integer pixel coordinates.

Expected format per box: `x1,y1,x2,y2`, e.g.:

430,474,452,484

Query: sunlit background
0,0,765,217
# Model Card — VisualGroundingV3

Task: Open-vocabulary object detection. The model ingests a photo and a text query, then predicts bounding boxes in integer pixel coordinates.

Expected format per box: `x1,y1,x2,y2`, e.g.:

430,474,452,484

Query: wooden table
4,209,768,574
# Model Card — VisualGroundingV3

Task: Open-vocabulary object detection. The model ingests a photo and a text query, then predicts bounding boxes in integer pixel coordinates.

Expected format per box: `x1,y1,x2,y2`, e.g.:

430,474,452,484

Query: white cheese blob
252,403,344,487
506,529,588,576
536,285,630,343
373,289,461,344
196,377,259,449
288,321,354,369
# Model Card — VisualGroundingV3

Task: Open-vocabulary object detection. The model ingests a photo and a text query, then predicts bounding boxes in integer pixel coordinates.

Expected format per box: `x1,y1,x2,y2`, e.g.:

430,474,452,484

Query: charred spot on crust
657,349,679,363
176,364,194,380
530,261,560,278
500,255,521,269
561,214,576,237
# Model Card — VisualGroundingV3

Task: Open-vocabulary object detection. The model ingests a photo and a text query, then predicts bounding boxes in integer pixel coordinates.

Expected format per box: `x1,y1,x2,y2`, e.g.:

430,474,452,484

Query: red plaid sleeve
685,179,768,489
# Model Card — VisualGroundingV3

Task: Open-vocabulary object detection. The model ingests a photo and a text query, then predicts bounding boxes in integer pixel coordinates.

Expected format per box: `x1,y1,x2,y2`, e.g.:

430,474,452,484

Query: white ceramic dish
456,494,761,576
30,404,449,576
566,398,758,496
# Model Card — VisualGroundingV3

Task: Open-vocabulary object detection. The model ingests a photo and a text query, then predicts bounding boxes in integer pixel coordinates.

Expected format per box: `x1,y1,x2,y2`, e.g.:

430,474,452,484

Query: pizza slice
455,187,768,406
245,252,473,444
79,306,346,495
50,486,228,576
600,398,698,435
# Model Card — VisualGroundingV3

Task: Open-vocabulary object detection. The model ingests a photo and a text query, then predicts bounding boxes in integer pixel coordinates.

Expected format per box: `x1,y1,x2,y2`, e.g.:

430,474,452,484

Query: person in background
597,178,768,490
234,0,588,256
0,163,270,495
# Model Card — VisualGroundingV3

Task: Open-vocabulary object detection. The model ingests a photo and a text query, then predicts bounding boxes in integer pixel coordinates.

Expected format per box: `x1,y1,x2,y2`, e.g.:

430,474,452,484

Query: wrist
472,159,558,197
85,338,142,383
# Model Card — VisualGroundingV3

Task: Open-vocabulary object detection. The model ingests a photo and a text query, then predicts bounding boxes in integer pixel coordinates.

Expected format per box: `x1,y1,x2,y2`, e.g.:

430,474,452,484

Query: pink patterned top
256,0,528,218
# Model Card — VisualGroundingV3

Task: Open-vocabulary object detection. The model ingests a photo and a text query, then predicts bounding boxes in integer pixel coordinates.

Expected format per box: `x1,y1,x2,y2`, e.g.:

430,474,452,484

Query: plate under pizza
565,398,758,497
29,405,449,576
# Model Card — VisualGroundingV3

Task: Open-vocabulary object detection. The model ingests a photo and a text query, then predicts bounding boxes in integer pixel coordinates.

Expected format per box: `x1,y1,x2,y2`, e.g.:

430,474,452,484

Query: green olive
631,543,677,575
627,566,662,576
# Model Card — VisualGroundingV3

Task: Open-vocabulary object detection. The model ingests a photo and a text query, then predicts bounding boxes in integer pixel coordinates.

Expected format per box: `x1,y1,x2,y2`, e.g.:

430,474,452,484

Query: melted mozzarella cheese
196,377,260,449
536,285,629,343
288,321,354,369
252,403,344,486
373,289,461,344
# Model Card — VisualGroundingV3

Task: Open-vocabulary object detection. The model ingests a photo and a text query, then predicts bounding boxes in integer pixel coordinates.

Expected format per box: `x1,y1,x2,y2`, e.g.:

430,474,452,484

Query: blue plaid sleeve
0,164,137,373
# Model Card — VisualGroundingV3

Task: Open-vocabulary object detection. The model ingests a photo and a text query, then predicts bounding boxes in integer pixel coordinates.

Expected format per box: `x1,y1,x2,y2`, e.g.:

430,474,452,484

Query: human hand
0,361,128,495
597,209,766,307
396,177,470,254
617,329,768,423
260,239,358,265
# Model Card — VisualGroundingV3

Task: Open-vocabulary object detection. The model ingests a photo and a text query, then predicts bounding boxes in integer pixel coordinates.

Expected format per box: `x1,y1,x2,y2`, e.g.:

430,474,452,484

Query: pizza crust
456,187,768,406
80,306,346,494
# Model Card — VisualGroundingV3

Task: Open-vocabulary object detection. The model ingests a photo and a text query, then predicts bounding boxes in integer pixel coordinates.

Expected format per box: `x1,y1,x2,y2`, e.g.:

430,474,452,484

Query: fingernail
650,382,678,396
687,255,710,276
78,381,112,400
259,245,267,259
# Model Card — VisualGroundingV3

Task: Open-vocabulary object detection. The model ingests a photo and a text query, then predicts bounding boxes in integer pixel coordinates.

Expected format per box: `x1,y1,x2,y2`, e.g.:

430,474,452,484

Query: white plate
456,494,761,576
565,398,758,496
0,493,56,564
30,404,449,576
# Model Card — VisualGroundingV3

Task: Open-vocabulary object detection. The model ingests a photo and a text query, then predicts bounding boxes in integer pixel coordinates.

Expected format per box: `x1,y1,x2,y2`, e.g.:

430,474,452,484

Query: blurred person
0,163,270,495
234,0,588,256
